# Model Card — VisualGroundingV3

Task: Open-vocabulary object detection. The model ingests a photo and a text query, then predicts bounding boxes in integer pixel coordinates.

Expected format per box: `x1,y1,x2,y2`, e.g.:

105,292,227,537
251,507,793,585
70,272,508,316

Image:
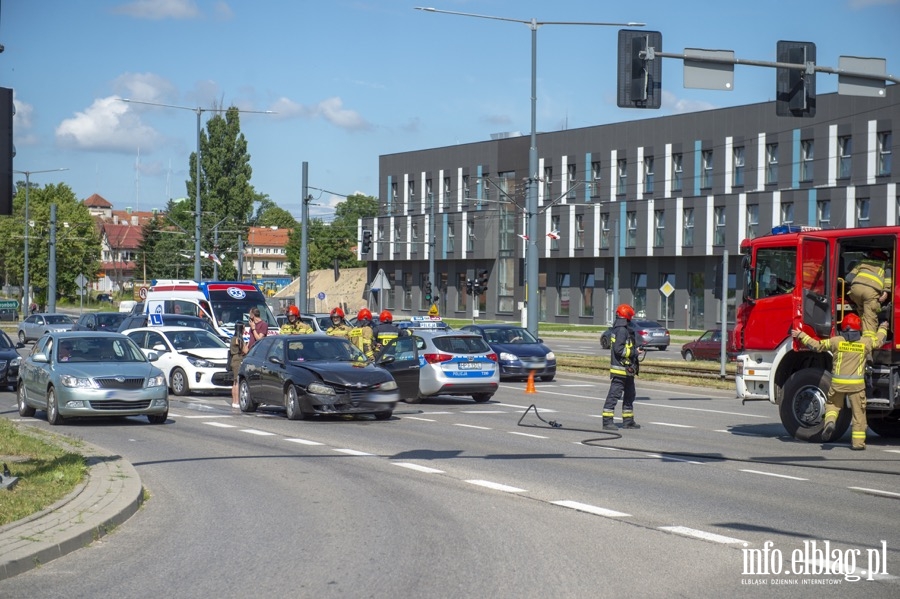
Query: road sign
660,281,675,297
317,292,326,301
370,269,391,291
75,274,89,288
0,299,18,309
149,313,163,326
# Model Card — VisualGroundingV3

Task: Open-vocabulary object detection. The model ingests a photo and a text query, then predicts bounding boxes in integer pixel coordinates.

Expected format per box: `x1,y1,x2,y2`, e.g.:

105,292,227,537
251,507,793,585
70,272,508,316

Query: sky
3,0,899,223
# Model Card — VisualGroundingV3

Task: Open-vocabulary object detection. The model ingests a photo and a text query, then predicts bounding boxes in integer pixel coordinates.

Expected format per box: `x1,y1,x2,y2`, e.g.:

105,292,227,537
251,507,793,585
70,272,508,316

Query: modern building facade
363,87,898,331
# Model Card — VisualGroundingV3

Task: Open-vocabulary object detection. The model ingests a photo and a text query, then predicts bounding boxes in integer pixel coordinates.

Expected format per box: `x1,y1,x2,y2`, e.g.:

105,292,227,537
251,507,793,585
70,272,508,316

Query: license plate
458,362,483,370
652,332,664,336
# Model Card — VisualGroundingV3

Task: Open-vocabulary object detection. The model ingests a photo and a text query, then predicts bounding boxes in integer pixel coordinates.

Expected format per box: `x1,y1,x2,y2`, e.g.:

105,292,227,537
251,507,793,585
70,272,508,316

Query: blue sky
4,0,898,222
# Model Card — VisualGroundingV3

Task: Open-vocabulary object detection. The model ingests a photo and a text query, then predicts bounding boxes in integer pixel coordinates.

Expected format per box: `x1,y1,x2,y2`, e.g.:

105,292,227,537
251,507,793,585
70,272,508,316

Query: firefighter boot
621,411,641,429
602,412,618,431
821,410,839,442
851,429,866,451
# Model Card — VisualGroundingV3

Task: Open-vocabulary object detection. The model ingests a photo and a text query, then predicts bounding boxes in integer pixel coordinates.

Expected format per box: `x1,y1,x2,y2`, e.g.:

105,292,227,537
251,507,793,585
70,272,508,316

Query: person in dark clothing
602,304,641,431
372,310,406,351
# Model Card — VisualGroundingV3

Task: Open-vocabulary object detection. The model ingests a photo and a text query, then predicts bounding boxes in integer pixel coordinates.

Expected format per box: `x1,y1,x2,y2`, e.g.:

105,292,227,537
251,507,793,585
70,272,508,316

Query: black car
96,293,114,304
0,330,24,391
0,307,19,322
72,311,128,332
237,335,417,420
460,323,556,382
117,313,221,338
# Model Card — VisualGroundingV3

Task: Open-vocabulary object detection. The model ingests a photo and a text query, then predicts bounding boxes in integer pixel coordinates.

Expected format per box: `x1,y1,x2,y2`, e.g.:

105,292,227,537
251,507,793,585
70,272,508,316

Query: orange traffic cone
525,370,536,394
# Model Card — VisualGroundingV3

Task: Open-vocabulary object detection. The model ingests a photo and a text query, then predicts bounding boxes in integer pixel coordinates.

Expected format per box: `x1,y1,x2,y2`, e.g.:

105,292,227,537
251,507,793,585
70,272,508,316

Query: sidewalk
0,437,143,581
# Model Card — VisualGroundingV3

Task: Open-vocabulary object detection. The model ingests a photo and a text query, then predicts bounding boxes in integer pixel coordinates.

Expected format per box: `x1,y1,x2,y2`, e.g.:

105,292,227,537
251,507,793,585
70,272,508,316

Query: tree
253,195,298,229
328,193,379,268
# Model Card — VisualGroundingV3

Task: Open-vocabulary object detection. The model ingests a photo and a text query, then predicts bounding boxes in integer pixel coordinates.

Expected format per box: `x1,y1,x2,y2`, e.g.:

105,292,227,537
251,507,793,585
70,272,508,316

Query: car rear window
432,335,491,354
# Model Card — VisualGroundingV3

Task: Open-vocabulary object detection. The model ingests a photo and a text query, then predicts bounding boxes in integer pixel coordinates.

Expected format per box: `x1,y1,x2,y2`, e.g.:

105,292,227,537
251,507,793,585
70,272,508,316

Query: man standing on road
349,308,376,359
247,307,268,350
372,310,404,351
279,305,313,335
325,307,352,338
602,304,641,431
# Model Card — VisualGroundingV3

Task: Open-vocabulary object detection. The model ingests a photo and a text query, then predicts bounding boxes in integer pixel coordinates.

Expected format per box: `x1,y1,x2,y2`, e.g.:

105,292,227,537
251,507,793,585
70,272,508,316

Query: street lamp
14,167,68,315
415,7,642,335
121,99,274,281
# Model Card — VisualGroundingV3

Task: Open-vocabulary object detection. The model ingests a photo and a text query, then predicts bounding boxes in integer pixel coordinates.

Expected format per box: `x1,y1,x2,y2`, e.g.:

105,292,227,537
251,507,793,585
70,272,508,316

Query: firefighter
792,314,888,450
372,310,404,350
325,307,352,338
847,249,891,337
602,304,641,431
279,305,313,335
349,308,376,359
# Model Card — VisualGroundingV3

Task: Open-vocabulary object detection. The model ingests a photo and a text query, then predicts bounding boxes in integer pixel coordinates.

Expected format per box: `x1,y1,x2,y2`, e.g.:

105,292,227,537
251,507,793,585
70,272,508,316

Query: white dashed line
508,431,549,439
284,438,324,446
884,449,900,454
241,429,276,436
454,423,492,430
334,448,374,456
423,411,453,415
495,403,556,412
658,526,746,544
393,462,444,474
848,486,900,498
403,416,437,422
180,414,233,419
551,500,631,518
650,422,694,428
461,410,506,414
466,480,527,493
740,469,807,481
204,422,237,428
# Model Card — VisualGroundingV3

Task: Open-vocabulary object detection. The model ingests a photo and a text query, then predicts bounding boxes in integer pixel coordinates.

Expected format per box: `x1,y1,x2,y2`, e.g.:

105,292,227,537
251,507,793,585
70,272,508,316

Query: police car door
375,335,419,401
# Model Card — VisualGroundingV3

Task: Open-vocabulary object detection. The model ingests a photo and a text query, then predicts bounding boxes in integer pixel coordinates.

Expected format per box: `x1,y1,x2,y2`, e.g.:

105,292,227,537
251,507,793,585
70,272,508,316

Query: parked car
72,311,128,332
96,293,114,304
600,319,670,351
117,313,222,339
681,329,737,361
16,331,168,425
125,326,232,395
460,323,556,382
406,330,499,403
237,334,407,420
0,330,25,391
17,313,75,344
0,307,19,322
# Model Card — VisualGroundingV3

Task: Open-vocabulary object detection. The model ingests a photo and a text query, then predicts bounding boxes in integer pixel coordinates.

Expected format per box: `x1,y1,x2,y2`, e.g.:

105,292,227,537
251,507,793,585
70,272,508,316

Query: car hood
52,361,162,379
293,361,393,386
489,342,552,358
180,348,229,361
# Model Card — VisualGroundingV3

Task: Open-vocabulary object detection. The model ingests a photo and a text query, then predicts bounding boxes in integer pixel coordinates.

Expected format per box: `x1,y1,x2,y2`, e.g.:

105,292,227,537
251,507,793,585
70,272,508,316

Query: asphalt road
1,372,898,598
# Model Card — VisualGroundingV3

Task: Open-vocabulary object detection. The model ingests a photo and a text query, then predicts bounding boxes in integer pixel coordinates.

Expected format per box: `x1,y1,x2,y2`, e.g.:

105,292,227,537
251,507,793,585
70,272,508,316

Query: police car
407,329,498,403
395,315,452,332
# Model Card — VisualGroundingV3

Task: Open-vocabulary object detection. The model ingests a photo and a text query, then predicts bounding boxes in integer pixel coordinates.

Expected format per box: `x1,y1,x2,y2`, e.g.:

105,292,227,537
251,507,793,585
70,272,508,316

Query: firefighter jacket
849,259,889,292
608,317,639,378
372,322,404,348
349,323,375,359
796,323,888,392
279,320,314,335
326,323,352,338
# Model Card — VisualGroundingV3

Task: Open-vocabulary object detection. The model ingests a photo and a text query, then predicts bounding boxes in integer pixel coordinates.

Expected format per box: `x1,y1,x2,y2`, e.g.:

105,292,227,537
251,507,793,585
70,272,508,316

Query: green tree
328,193,379,268
253,196,298,229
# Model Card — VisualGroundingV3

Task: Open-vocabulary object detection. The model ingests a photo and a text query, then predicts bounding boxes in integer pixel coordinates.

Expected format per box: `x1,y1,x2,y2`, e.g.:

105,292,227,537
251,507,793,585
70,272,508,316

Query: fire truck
734,225,899,442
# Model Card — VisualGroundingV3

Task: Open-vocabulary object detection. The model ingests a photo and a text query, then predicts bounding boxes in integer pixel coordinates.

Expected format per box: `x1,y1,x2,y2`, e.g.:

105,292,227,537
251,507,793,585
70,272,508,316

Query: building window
591,160,602,198
766,143,778,184
733,146,745,187
838,136,852,179
746,204,759,240
600,213,610,250
878,131,892,176
644,156,654,194
617,158,627,195
654,209,664,247
701,149,713,189
683,208,694,248
856,198,870,227
632,272,647,318
575,214,585,249
443,177,451,199
377,223,386,242
714,206,726,245
447,221,455,252
781,202,794,225
556,273,570,317
672,153,683,192
391,182,398,207
581,273,594,317
411,221,419,241
420,273,430,310
408,181,415,203
801,140,814,182
466,220,475,252
626,211,637,248
393,222,403,243
817,200,830,227
543,166,553,199
402,273,413,311
456,272,467,312
550,215,560,250
567,163,577,199
463,175,470,200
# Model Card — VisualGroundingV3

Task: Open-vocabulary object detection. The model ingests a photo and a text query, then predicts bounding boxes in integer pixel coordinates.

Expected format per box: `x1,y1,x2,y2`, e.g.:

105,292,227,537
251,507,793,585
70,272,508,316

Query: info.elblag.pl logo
741,540,891,584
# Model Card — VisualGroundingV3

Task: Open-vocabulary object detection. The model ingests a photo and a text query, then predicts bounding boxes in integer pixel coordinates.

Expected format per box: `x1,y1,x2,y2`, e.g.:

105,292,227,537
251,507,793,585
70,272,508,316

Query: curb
0,436,143,581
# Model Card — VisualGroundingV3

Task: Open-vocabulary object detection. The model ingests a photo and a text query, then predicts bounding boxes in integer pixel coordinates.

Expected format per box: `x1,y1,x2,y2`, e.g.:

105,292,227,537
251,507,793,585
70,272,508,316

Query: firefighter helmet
616,304,635,320
286,305,300,318
868,249,889,262
379,310,393,323
357,308,372,322
842,313,862,332
330,307,345,319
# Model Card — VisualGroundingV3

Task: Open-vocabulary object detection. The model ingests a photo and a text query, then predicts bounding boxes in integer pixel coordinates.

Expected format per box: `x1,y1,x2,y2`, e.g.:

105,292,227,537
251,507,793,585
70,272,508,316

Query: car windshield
45,315,74,325
97,314,127,328
287,337,367,363
633,320,663,329
163,329,226,349
0,333,13,349
483,328,538,344
59,337,147,363
432,335,491,354
163,316,218,335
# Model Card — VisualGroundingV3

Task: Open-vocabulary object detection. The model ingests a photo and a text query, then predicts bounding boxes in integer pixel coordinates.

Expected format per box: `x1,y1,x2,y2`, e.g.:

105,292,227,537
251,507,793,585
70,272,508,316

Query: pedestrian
279,305,313,334
372,310,405,351
229,321,247,409
349,308,376,359
792,314,888,450
602,304,641,431
847,249,891,337
30,302,37,315
325,307,352,338
247,307,268,350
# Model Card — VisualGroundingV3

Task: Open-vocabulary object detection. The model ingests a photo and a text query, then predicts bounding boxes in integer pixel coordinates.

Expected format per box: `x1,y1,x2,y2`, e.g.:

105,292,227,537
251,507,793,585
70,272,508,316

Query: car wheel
46,387,64,425
284,385,304,420
780,368,851,442
238,379,258,413
374,410,392,420
600,335,610,349
171,368,190,396
147,412,168,424
683,350,694,362
660,345,668,351
18,331,26,344
472,393,492,403
405,395,423,404
540,375,555,382
18,383,35,417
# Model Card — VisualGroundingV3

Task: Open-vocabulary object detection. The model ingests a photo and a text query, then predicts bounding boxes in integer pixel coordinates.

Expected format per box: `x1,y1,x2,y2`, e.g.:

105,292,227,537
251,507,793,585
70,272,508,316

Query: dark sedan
600,319,670,351
0,330,24,391
72,311,127,332
237,335,412,420
460,324,556,382
681,329,736,361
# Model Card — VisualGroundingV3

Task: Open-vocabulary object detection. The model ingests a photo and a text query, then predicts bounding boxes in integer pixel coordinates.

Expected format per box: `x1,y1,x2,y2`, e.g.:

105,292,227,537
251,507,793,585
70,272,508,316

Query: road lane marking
334,448,374,456
404,416,437,422
180,414,232,419
740,469,807,481
393,463,444,474
551,500,631,518
241,429,276,436
454,423,491,430
461,410,507,414
466,480,526,493
204,422,237,428
284,438,324,446
884,449,900,454
649,422,694,428
495,403,556,412
658,526,746,544
509,431,549,439
848,486,900,498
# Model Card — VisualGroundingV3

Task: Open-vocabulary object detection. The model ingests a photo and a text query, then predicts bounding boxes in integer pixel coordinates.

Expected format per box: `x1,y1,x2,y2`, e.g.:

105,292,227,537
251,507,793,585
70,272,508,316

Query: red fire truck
734,225,899,442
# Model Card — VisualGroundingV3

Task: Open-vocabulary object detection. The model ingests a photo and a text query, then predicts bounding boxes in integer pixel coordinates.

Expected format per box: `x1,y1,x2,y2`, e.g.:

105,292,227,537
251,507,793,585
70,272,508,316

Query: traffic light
466,279,473,295
478,270,489,293
617,30,662,109
776,41,816,118
424,279,432,302
0,87,13,216
361,229,372,254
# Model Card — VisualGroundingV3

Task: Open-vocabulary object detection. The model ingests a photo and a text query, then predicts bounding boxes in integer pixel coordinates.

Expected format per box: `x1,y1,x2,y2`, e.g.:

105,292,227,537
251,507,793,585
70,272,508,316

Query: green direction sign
0,299,19,310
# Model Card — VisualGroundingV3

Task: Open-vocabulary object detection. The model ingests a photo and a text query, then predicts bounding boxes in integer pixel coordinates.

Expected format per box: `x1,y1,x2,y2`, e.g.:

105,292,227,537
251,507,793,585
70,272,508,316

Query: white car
123,326,231,396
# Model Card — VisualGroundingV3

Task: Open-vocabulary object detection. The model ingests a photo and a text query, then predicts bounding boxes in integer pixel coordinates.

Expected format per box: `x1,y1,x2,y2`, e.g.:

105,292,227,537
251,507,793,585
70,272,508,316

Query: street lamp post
415,7,642,335
14,167,68,315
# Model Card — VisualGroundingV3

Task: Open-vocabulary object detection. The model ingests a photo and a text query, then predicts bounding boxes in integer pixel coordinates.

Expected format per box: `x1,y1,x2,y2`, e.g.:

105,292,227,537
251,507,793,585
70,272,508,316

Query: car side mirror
33,353,48,363
379,355,396,365
146,351,160,362
268,356,283,366
152,344,167,353
537,338,543,343
16,342,25,349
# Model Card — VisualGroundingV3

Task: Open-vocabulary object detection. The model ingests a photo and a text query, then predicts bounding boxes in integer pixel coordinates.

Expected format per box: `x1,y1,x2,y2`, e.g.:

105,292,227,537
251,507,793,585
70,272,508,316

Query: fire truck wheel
868,417,900,439
780,368,851,442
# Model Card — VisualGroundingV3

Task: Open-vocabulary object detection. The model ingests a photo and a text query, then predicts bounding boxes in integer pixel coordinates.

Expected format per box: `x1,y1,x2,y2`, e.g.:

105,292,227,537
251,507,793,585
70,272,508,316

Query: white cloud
56,96,163,152
12,92,38,146
270,96,372,131
661,91,718,114
112,0,201,20
112,72,178,105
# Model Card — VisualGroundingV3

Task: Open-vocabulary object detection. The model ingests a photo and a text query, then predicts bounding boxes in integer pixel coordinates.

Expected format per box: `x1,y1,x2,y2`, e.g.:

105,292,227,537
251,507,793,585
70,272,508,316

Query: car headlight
306,382,336,396
9,357,20,367
546,351,556,360
186,356,215,368
499,352,518,362
61,375,97,388
378,380,398,391
147,374,166,388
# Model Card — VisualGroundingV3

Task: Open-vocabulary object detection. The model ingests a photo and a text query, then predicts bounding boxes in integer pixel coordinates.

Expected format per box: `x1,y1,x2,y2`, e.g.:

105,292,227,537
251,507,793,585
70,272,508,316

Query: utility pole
298,161,310,312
